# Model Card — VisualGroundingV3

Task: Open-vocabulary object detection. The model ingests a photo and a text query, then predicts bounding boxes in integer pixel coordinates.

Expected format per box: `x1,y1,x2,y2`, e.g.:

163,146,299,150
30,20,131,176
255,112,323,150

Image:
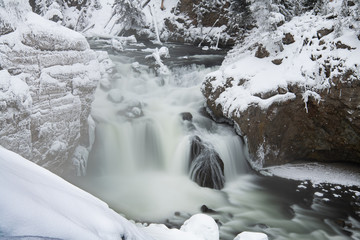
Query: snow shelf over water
261,162,360,187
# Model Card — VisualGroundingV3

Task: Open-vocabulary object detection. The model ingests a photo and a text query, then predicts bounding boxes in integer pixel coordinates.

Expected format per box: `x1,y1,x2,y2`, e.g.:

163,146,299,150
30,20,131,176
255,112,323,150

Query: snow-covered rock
202,1,360,168
180,214,219,240
234,231,268,240
0,5,110,175
142,213,219,240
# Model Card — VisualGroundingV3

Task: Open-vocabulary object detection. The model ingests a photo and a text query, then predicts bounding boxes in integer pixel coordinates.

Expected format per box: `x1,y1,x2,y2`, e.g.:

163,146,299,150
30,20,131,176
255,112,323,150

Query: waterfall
80,42,247,221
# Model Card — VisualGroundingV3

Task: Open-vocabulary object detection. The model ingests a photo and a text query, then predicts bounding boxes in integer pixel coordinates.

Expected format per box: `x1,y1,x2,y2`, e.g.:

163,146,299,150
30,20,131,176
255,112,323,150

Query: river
69,39,360,240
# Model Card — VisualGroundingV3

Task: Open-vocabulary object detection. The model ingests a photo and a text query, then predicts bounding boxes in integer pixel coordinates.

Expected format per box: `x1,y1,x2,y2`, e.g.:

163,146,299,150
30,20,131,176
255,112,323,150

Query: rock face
204,79,360,167
0,12,106,175
202,10,360,169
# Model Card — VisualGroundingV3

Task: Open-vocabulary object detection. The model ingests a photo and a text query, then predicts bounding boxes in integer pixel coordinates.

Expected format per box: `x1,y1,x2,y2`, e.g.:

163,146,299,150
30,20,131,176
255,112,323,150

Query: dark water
70,38,360,240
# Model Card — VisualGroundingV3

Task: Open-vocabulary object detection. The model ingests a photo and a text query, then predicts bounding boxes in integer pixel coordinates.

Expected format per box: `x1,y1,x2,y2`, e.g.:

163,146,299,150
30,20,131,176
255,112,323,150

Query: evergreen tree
112,0,144,34
228,0,253,31
34,0,49,15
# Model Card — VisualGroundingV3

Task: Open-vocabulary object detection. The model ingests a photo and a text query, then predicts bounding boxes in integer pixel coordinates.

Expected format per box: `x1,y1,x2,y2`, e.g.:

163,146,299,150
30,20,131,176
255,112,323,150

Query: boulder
282,33,295,45
180,214,219,240
189,136,225,189
255,44,270,58
181,112,193,121
203,72,360,168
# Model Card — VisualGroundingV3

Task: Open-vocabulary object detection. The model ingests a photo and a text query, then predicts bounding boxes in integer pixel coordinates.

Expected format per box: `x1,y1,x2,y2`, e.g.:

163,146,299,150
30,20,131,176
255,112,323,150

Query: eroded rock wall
0,12,106,175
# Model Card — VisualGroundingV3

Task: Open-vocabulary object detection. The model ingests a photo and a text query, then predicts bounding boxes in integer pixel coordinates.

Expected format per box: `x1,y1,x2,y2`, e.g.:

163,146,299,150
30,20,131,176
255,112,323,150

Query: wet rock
255,44,270,58
180,112,193,121
189,136,225,190
282,33,295,45
200,205,217,214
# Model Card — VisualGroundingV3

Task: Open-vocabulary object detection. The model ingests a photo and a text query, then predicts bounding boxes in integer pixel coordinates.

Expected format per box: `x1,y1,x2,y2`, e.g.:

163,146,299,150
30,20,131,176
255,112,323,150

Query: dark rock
255,44,270,58
335,41,355,50
189,136,225,189
272,58,283,65
200,205,217,213
317,28,334,39
180,112,193,121
348,1,355,7
282,33,295,45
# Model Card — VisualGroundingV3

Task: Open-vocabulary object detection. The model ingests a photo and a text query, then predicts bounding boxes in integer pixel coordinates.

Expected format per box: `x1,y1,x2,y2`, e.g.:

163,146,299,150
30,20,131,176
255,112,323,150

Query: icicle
149,4,162,45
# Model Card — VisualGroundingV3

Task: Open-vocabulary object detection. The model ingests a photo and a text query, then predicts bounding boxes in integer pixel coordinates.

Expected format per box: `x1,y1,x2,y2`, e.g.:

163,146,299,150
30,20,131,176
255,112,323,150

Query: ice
261,163,360,187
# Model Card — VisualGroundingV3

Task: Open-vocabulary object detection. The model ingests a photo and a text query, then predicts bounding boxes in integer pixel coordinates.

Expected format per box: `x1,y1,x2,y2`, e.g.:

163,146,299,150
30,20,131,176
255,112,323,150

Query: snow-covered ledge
0,1,108,175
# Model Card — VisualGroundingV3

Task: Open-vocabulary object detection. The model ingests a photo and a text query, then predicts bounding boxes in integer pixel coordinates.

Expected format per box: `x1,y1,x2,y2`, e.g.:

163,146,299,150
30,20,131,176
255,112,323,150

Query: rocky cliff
0,4,108,175
202,1,360,169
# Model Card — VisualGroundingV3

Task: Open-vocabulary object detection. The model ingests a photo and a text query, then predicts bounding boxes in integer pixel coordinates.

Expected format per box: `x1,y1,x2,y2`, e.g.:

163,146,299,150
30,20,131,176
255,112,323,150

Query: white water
73,42,360,240
83,51,247,221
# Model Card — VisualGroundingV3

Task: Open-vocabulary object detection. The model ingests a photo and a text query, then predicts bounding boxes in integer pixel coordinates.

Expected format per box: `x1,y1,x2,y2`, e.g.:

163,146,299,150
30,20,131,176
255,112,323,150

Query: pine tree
228,0,253,31
34,0,49,15
112,0,144,34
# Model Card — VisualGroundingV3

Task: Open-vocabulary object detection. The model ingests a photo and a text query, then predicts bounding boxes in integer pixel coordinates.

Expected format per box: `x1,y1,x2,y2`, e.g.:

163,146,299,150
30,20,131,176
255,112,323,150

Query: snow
142,214,219,240
0,146,230,240
261,162,360,187
0,70,32,111
21,12,89,51
204,10,360,118
0,146,151,240
234,231,268,240
180,214,219,240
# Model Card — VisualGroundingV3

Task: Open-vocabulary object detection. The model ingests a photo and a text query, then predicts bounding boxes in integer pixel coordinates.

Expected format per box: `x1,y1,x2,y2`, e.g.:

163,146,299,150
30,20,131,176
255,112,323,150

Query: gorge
1,0,360,240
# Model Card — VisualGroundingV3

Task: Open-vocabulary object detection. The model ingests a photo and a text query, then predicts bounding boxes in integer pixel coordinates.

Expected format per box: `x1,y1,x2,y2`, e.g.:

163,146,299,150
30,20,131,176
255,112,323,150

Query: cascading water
70,40,360,240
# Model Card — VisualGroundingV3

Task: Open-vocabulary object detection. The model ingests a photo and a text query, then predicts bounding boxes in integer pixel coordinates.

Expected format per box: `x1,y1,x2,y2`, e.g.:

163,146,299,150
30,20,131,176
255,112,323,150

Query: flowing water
70,39,360,240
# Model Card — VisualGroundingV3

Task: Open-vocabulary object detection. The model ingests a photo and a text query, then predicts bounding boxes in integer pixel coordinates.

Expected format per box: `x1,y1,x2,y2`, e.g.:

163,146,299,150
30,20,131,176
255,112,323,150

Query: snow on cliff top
204,5,360,118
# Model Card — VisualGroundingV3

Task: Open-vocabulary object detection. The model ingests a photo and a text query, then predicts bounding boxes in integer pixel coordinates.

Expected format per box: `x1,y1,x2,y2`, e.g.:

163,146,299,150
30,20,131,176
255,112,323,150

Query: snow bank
0,147,231,240
0,146,150,240
261,162,360,187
